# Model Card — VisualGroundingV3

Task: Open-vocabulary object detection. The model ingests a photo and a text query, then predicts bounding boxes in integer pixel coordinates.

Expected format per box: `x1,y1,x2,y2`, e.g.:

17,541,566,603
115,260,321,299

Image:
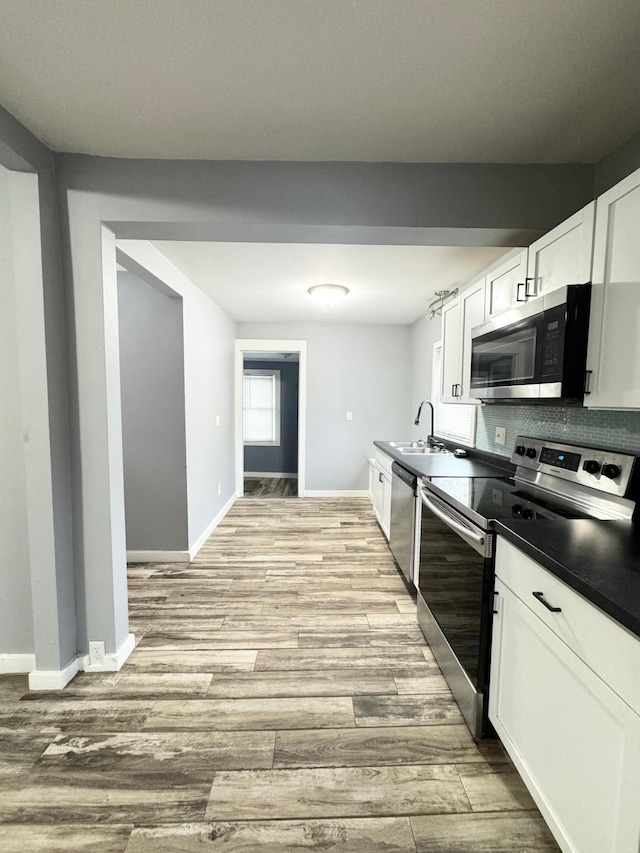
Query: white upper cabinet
440,296,462,403
484,249,528,318
440,278,486,404
586,165,640,409
526,201,595,298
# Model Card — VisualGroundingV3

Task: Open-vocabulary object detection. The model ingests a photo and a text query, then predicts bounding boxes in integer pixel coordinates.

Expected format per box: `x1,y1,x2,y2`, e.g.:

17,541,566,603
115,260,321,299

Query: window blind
243,371,280,445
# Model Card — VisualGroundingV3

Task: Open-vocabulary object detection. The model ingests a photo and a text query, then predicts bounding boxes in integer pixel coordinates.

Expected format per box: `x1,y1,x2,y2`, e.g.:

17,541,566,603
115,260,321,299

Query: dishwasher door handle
420,488,486,551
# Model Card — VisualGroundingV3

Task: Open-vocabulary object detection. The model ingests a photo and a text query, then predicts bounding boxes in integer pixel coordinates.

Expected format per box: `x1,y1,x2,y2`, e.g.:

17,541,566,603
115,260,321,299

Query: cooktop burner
426,475,590,528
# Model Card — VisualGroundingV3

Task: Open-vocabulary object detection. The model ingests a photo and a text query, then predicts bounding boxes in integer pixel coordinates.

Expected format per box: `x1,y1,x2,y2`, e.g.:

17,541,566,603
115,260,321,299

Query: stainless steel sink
387,441,421,448
398,447,449,455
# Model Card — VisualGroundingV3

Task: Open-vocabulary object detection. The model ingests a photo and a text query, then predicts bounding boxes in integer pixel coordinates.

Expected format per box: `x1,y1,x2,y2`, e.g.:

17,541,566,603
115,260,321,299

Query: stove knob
512,504,523,517
525,447,538,459
583,460,601,475
515,445,526,456
602,463,621,480
522,509,534,520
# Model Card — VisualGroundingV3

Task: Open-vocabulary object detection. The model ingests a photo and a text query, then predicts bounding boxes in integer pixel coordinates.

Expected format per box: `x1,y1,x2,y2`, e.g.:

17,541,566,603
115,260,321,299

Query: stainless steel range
416,434,638,738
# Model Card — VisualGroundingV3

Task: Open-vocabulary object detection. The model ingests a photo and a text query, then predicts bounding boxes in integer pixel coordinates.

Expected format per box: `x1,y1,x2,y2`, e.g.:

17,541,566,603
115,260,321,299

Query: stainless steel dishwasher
389,461,418,585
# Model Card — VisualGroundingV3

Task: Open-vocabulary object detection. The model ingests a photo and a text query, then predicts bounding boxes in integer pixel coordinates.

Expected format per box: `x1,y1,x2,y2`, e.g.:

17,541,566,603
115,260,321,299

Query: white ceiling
151,241,508,324
0,1,639,162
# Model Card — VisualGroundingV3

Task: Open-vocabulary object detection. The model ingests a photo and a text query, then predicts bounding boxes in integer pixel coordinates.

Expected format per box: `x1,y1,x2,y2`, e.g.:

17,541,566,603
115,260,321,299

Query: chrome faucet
414,400,445,449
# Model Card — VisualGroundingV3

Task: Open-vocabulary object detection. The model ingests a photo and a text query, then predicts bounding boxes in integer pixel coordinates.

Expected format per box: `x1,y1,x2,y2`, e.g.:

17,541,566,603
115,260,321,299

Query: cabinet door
586,167,640,408
459,278,485,402
368,459,376,505
485,250,528,318
380,470,392,540
490,578,640,853
372,462,384,523
526,201,595,298
440,297,462,402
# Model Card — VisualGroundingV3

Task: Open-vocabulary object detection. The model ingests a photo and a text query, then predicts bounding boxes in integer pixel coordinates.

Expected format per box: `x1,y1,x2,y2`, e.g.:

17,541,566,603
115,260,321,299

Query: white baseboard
79,632,136,673
0,653,36,674
127,549,190,563
28,656,80,691
189,492,237,559
303,490,369,497
244,472,298,479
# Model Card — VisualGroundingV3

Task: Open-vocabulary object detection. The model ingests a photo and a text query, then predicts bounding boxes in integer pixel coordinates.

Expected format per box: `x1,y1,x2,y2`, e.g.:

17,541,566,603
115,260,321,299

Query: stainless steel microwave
469,284,591,404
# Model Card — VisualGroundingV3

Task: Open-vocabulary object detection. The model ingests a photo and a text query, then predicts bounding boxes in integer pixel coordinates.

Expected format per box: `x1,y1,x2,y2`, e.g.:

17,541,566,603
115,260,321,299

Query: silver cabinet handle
420,489,485,546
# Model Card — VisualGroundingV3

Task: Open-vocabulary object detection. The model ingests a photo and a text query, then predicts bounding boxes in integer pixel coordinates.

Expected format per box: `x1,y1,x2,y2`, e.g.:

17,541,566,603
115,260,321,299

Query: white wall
408,315,442,441
0,165,34,656
117,271,189,551
238,322,411,491
118,242,237,549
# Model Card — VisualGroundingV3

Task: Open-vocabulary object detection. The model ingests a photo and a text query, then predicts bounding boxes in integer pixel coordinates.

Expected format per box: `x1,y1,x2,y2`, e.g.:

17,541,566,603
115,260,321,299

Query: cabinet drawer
374,448,394,476
496,537,640,713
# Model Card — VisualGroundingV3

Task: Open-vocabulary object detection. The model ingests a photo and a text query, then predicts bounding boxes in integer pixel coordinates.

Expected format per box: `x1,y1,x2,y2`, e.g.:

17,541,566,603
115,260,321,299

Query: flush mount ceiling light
307,283,350,306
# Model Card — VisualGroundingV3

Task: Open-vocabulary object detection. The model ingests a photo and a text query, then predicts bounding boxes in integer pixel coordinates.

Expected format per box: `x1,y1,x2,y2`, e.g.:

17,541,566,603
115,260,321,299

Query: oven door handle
420,489,487,555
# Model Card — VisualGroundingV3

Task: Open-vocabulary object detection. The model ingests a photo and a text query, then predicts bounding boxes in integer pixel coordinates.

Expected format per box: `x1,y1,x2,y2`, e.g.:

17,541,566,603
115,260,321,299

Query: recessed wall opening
235,340,307,498
242,351,300,498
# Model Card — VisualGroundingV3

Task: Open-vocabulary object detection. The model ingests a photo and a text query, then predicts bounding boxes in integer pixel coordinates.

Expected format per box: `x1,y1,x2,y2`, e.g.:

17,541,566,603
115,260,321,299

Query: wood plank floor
244,477,298,497
0,497,559,852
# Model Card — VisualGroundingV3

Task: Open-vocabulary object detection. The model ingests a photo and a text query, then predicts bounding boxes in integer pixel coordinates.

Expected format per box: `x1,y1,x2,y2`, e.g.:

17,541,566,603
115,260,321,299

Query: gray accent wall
117,272,188,551
595,126,640,196
476,405,640,458
117,242,238,552
0,165,34,655
238,323,410,490
244,359,299,475
0,107,75,673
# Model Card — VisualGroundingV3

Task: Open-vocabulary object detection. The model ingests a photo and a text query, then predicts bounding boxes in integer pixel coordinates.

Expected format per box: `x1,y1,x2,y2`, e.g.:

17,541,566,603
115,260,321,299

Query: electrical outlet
89,641,105,666
346,411,353,421
495,426,506,445
215,414,221,427
217,482,222,495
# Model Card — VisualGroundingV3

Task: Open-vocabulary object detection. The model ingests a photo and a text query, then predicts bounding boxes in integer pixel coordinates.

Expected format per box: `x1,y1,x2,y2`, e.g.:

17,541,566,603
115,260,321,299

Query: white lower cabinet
371,448,392,539
490,539,640,853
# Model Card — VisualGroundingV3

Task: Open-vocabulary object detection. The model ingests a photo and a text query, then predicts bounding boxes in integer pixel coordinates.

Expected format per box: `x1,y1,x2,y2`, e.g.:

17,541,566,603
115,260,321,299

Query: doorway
235,340,307,497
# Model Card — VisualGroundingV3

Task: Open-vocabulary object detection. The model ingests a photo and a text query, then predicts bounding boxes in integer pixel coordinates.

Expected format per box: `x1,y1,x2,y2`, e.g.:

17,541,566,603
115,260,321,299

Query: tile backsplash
476,405,640,457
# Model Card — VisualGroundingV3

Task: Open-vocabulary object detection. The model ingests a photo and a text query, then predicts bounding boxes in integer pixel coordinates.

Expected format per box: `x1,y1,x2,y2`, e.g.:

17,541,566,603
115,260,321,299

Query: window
431,342,476,446
243,370,281,446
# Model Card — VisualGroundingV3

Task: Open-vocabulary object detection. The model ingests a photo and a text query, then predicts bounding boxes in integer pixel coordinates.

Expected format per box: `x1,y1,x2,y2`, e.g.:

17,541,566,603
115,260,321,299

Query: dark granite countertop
374,440,511,480
494,519,640,639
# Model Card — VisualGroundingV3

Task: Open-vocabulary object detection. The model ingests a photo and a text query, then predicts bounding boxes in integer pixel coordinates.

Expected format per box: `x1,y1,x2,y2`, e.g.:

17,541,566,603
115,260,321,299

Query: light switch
495,426,506,445
346,411,353,421
215,414,221,427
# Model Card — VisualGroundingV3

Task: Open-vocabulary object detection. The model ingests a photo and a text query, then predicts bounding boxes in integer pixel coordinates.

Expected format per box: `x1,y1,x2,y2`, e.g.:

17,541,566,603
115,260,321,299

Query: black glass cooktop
426,476,590,527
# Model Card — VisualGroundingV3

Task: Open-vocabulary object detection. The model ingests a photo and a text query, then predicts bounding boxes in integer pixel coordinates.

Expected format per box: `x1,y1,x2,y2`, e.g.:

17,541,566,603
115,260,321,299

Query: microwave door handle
420,490,486,554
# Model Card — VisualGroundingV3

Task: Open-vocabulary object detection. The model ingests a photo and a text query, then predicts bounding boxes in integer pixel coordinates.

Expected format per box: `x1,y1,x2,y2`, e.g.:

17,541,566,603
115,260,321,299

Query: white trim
28,656,80,691
127,550,190,563
188,492,237,559
235,340,307,497
79,632,136,673
0,653,36,674
244,472,298,479
304,490,369,497
125,493,237,563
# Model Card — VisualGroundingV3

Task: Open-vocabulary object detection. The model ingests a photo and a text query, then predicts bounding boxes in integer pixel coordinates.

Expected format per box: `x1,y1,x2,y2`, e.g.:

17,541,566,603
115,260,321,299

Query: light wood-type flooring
244,476,298,497
0,498,559,852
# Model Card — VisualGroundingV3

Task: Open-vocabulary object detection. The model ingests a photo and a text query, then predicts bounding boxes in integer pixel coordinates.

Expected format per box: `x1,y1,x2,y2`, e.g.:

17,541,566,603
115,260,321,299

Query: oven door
417,486,495,736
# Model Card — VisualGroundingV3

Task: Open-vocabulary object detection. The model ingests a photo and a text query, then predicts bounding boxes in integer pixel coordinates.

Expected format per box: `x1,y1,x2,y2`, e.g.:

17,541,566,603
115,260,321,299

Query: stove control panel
510,435,637,498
